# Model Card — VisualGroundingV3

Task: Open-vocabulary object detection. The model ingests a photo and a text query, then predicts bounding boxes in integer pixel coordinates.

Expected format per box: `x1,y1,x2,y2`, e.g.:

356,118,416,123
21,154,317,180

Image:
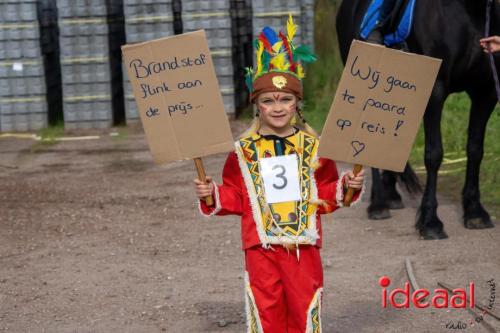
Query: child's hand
345,169,365,191
193,176,215,199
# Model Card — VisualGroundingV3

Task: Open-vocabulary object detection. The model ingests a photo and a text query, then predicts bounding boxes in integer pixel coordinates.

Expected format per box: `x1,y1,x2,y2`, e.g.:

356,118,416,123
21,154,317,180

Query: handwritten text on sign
318,40,441,172
129,54,207,117
121,30,234,164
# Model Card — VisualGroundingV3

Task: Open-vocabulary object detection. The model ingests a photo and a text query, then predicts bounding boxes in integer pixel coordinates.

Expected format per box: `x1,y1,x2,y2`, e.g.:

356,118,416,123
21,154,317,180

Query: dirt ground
0,121,499,333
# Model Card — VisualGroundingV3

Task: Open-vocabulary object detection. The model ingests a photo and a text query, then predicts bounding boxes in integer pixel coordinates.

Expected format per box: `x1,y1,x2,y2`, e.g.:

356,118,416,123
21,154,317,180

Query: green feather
262,51,271,72
244,67,254,92
293,45,317,63
253,39,260,50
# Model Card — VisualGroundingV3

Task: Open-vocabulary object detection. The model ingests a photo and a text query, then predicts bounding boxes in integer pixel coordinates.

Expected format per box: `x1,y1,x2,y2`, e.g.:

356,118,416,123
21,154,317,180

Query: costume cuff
336,171,365,208
198,183,222,217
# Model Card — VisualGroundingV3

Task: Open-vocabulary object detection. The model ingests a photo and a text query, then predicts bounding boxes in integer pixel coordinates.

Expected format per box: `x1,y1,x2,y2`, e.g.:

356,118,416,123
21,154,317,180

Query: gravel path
0,122,498,332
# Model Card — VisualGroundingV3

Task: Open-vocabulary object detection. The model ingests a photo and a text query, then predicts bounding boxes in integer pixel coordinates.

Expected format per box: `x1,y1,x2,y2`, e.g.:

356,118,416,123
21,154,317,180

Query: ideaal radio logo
379,276,496,329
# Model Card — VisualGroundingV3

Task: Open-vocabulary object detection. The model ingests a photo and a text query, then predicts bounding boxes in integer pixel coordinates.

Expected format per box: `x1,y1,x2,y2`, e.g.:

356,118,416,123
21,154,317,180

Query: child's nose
272,102,286,112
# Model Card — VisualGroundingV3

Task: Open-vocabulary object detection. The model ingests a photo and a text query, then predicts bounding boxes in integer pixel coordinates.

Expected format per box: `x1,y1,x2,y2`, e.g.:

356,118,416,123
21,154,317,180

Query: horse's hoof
368,206,391,220
388,199,404,210
419,227,449,240
464,217,494,229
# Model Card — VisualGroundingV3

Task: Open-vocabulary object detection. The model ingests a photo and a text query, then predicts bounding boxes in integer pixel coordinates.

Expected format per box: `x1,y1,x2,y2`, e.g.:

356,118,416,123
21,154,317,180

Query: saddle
360,0,415,48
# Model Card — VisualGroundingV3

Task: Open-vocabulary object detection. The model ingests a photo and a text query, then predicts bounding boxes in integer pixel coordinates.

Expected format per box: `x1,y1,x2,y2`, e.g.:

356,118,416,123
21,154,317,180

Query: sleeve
198,151,244,217
314,158,364,214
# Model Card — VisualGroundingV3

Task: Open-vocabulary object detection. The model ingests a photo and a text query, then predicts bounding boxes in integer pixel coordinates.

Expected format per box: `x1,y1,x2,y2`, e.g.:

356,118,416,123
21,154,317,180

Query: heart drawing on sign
351,141,366,157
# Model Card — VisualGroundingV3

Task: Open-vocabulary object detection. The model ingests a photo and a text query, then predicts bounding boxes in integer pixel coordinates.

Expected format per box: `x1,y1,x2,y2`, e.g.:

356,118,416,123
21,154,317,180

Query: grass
409,94,500,218
303,0,342,131
35,121,65,145
110,125,130,141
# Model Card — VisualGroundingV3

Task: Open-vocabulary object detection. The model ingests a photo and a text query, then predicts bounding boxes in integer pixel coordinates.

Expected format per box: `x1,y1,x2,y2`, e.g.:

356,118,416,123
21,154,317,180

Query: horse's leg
382,171,404,209
381,163,423,210
368,168,391,220
416,85,448,239
462,95,496,229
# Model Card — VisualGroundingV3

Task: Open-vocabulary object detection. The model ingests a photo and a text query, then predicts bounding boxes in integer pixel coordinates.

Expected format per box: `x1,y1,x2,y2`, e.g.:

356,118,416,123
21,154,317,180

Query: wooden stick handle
194,158,214,206
343,164,363,207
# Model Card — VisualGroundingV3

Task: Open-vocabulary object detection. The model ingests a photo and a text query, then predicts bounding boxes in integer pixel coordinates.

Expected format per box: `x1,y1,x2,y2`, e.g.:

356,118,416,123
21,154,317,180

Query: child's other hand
345,169,365,191
194,176,214,199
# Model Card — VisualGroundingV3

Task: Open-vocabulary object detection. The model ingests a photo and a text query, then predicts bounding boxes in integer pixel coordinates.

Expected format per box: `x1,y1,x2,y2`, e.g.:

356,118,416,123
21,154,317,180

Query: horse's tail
397,162,422,194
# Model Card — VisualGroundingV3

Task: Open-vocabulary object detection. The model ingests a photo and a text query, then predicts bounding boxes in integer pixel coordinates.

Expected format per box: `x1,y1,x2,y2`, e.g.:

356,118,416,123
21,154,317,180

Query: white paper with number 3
259,155,301,204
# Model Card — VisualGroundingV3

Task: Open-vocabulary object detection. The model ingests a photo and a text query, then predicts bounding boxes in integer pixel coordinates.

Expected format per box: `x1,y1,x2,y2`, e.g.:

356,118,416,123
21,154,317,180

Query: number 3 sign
259,155,301,204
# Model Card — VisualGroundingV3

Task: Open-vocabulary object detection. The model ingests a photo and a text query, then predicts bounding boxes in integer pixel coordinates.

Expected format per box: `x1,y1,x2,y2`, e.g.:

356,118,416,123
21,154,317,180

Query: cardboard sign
318,40,442,172
260,155,301,203
121,30,234,164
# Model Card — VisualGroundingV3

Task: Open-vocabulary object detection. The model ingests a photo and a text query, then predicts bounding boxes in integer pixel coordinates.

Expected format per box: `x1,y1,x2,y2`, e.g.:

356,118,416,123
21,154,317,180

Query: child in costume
194,15,365,333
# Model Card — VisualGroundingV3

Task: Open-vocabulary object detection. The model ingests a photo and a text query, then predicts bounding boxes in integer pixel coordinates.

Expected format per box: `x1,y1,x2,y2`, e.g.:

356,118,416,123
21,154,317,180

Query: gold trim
244,272,264,333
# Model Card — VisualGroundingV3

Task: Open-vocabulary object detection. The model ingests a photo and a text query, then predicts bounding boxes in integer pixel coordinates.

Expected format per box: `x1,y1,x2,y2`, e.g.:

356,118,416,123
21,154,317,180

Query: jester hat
245,14,317,102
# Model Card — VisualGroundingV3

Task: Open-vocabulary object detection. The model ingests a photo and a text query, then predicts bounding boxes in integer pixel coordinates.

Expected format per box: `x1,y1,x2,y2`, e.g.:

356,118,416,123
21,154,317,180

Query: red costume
199,130,363,333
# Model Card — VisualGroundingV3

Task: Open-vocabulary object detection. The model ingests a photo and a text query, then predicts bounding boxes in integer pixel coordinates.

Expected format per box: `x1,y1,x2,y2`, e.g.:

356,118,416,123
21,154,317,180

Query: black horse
337,0,499,239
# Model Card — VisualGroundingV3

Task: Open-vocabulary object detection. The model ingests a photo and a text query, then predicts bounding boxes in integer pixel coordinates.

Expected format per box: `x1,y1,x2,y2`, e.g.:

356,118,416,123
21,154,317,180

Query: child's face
256,92,297,131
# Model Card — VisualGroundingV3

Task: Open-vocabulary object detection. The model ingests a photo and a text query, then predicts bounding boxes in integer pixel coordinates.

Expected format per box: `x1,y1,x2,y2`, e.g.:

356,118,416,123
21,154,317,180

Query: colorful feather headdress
245,14,317,97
